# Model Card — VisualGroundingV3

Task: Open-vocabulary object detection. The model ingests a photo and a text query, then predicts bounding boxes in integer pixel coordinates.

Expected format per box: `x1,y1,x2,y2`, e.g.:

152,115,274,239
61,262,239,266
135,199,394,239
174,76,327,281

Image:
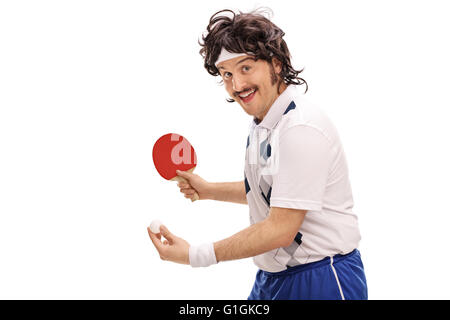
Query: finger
147,225,162,240
179,184,193,191
180,188,195,195
177,182,190,189
176,170,194,180
147,227,164,252
159,225,175,244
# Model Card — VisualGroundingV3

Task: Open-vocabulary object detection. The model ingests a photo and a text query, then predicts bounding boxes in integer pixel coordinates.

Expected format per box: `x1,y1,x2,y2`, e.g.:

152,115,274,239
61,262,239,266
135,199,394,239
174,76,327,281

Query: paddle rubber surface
152,133,197,180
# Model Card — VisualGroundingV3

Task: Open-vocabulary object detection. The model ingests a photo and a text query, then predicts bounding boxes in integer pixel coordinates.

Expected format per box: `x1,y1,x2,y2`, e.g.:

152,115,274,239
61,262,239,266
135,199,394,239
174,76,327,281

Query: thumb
159,225,175,243
176,170,193,180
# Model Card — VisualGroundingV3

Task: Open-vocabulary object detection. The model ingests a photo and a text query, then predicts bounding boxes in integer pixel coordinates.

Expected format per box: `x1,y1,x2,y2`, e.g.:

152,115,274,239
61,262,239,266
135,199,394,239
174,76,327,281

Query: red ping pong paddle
152,133,199,202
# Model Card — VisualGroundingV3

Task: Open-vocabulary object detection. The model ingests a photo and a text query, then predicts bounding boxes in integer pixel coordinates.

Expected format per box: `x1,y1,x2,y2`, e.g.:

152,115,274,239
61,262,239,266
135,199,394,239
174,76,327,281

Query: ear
271,57,283,75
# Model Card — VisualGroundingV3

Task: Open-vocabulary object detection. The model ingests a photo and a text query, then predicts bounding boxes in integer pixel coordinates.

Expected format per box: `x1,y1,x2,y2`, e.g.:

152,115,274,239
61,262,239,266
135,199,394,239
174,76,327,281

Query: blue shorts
248,249,368,300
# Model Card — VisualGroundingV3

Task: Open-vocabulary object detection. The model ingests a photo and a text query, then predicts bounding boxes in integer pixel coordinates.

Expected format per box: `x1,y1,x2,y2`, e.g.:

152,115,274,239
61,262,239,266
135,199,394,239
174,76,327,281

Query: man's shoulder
275,95,337,141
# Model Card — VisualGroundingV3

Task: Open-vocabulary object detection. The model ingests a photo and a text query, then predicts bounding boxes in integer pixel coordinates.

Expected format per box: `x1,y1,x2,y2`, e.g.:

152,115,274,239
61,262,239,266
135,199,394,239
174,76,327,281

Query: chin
241,105,258,117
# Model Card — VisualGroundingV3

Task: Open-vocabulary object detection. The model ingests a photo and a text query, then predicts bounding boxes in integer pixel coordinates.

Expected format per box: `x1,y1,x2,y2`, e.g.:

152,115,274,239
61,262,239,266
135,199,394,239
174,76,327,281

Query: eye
242,66,251,72
223,71,232,79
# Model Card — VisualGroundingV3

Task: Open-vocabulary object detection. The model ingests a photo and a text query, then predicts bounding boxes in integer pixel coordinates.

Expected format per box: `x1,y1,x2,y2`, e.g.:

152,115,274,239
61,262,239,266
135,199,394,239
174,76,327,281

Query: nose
232,74,247,92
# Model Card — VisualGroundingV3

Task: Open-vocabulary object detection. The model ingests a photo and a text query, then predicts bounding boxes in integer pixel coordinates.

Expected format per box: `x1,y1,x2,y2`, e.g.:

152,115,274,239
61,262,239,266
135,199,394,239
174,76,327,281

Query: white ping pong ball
149,220,162,234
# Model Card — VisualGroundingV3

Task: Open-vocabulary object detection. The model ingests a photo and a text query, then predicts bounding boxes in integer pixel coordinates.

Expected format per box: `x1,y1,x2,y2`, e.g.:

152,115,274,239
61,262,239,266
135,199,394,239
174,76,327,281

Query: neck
257,82,288,121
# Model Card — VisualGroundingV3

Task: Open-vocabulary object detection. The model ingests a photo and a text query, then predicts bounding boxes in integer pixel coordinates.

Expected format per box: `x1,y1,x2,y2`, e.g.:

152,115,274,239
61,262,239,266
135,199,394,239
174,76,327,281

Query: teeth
240,89,255,98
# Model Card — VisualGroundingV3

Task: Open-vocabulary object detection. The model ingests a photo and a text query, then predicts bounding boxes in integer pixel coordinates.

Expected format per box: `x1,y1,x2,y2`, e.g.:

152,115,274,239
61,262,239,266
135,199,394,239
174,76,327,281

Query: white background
1,0,449,299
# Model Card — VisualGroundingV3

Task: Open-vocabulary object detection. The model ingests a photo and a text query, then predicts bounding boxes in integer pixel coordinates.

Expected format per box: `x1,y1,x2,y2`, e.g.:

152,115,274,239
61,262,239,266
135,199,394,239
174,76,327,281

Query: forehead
217,55,256,70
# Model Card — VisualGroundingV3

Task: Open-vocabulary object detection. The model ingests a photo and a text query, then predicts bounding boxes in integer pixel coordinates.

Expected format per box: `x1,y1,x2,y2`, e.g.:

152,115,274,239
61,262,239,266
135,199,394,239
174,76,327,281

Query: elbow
265,220,299,248
279,232,297,248
266,207,306,249
272,229,298,248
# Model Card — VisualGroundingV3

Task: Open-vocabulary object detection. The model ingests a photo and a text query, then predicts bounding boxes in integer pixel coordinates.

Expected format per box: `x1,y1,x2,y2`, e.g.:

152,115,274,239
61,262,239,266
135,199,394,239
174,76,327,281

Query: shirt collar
253,84,298,129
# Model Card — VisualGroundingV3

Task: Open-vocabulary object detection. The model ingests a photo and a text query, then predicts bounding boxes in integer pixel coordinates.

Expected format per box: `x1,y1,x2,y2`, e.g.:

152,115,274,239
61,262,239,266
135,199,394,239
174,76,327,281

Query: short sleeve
270,125,334,211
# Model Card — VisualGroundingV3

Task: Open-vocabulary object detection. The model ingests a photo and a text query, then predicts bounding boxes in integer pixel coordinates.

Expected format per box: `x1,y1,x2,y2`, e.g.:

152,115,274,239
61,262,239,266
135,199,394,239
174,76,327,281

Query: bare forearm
213,219,287,262
209,181,247,204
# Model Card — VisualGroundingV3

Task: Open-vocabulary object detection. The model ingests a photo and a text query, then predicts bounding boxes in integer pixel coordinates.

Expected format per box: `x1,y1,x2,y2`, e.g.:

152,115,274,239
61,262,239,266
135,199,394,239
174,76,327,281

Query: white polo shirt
244,84,361,273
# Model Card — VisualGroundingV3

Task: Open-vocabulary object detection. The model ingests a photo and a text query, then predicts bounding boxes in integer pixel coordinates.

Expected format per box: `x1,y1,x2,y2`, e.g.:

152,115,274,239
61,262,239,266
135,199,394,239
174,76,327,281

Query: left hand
147,224,190,265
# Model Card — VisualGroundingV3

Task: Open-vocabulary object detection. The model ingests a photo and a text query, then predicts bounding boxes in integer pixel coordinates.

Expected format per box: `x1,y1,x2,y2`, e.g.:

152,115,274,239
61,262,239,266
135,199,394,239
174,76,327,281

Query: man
148,8,368,300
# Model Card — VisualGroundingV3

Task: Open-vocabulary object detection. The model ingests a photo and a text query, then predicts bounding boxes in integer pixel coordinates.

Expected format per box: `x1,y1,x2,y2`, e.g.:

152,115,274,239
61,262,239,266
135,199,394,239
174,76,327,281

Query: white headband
215,48,251,66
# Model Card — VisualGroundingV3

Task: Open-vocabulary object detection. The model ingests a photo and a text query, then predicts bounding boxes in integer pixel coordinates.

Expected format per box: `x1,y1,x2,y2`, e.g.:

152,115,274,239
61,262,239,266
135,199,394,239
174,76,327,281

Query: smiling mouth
237,88,257,103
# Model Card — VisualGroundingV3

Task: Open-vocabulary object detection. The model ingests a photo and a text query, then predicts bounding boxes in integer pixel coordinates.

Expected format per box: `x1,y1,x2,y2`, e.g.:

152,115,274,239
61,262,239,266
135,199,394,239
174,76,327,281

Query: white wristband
189,243,217,268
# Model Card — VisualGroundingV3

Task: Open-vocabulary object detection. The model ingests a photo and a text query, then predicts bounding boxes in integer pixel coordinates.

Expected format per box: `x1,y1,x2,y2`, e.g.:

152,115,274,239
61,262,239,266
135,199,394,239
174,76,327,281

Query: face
217,55,287,121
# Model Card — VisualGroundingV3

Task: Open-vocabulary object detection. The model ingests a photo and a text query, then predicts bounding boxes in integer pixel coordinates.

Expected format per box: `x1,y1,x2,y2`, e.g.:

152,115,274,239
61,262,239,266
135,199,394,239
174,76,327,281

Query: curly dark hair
199,8,308,101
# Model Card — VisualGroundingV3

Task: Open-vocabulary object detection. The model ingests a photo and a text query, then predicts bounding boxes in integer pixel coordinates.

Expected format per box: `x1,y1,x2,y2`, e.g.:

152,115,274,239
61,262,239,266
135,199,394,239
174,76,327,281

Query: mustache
233,87,257,98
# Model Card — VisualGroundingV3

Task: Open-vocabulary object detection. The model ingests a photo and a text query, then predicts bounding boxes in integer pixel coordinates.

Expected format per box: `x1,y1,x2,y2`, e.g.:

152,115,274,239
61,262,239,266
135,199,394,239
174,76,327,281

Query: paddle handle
171,167,200,202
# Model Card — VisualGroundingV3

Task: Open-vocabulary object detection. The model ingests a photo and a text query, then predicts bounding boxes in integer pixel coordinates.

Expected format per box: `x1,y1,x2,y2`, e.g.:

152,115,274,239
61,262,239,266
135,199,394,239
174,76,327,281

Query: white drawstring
330,256,345,300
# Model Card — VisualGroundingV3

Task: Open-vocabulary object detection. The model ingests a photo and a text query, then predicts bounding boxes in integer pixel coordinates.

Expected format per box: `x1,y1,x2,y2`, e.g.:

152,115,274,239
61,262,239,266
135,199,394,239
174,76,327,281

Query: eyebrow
236,56,256,65
218,56,256,71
